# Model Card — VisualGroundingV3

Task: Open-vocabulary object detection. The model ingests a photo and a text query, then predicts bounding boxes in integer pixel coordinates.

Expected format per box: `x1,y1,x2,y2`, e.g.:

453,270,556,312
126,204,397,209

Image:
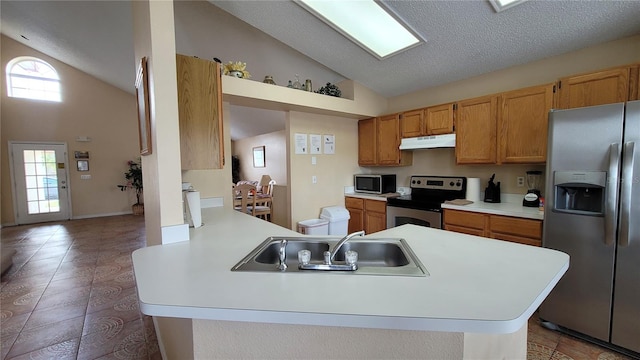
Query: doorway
9,142,71,224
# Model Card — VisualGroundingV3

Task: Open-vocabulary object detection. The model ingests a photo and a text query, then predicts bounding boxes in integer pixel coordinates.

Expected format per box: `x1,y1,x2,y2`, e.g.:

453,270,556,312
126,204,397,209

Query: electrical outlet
517,176,524,187
312,175,317,184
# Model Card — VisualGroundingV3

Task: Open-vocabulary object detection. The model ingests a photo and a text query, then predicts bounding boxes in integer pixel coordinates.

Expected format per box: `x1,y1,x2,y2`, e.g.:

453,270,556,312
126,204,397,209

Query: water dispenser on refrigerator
553,171,606,216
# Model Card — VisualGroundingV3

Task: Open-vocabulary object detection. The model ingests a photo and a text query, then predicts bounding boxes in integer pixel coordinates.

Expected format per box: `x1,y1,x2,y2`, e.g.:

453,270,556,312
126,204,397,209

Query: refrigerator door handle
605,143,620,246
619,141,635,247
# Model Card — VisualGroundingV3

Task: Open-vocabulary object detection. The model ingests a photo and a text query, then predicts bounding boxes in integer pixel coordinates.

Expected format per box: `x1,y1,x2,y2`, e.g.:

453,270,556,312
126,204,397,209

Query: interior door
9,142,71,224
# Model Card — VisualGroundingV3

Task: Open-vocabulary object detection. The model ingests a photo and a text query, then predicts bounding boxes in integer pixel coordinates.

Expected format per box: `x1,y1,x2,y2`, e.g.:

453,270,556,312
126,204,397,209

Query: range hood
399,133,456,150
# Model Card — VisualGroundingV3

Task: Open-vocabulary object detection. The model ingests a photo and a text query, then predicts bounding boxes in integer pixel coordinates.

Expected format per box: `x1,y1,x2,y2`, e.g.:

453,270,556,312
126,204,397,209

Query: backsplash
362,148,547,197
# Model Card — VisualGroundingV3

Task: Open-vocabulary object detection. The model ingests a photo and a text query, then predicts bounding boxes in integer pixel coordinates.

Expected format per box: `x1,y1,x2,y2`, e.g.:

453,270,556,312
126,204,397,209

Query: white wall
232,130,287,185
0,36,140,225
287,111,360,229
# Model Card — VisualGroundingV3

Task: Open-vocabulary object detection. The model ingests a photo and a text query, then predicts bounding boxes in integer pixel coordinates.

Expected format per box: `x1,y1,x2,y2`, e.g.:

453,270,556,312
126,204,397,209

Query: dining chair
233,183,272,221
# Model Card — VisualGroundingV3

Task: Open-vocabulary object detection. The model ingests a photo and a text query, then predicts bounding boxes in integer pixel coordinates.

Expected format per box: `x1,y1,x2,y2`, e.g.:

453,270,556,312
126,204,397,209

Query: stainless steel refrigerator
540,100,640,356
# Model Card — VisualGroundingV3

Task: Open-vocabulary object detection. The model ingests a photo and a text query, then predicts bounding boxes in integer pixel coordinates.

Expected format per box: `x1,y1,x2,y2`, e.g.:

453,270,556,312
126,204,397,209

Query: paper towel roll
185,191,202,228
466,178,481,202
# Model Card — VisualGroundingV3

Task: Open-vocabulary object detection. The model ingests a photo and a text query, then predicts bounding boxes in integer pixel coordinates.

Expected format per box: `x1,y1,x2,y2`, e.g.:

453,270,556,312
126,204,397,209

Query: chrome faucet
327,230,365,264
277,239,287,271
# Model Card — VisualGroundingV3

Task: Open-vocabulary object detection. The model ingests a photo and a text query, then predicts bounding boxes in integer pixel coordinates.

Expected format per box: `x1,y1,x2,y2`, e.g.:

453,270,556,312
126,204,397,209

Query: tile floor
1,215,160,359
1,214,636,360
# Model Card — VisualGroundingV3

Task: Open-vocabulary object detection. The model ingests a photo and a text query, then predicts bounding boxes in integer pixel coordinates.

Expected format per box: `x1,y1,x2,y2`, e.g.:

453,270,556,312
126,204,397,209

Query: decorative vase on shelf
263,75,276,85
292,74,301,90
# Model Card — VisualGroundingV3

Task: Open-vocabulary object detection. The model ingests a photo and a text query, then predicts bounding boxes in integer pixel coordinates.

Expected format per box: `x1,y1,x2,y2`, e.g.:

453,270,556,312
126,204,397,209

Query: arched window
6,57,61,102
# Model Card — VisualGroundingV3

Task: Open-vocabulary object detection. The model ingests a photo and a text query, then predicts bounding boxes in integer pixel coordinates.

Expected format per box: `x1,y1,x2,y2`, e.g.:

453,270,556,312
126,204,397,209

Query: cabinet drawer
444,209,486,230
489,215,542,239
345,197,364,210
490,232,541,247
365,199,386,213
444,224,485,237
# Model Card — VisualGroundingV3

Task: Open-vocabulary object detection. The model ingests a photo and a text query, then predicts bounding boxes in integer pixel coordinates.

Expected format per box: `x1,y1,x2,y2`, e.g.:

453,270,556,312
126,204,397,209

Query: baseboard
72,211,132,220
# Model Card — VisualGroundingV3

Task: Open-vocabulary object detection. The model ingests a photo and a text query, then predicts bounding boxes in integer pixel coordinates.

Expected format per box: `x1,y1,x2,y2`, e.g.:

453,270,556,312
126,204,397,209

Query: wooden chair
233,183,272,221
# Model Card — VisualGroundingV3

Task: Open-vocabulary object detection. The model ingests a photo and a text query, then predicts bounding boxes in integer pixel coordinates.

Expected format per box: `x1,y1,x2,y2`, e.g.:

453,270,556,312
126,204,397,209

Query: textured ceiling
2,0,640,140
212,0,640,98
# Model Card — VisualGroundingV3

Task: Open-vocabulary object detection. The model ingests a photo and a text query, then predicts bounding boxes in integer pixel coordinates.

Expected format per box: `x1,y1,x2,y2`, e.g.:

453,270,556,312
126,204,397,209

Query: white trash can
297,219,329,235
320,206,351,235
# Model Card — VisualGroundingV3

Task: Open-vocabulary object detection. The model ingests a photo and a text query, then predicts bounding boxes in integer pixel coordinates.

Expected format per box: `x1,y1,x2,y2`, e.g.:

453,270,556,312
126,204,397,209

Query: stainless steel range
387,176,467,229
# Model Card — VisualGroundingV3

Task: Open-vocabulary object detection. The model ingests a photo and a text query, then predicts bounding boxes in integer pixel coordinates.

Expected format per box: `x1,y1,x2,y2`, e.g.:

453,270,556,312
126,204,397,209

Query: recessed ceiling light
296,0,424,60
489,0,529,12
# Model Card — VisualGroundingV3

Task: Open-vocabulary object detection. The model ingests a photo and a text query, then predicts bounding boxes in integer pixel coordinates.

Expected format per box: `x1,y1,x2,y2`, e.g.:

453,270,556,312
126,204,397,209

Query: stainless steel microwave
354,174,396,194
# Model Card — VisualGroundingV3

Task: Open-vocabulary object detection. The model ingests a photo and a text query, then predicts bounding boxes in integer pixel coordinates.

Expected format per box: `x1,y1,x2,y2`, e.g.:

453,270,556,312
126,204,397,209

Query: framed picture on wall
253,146,265,168
136,57,152,156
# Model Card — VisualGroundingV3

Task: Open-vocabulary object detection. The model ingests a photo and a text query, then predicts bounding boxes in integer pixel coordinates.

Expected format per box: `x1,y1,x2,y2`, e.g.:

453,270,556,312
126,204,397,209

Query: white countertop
441,195,544,220
132,207,567,334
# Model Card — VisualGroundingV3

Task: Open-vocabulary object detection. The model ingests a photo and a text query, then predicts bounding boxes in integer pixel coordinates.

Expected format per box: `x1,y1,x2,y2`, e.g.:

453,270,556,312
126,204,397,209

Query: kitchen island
133,207,568,359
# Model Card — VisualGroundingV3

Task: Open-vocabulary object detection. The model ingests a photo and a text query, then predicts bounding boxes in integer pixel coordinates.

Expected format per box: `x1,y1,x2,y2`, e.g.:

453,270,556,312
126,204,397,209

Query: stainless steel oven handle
619,141,635,247
605,143,620,246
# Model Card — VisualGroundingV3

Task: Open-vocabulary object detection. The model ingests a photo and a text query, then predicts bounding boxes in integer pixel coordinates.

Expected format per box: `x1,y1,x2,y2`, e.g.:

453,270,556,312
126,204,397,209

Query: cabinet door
455,95,498,164
364,199,386,234
498,84,554,164
425,103,454,135
557,67,630,109
630,64,639,101
401,109,424,138
347,207,365,233
358,118,377,166
377,114,402,165
177,55,224,170
345,197,365,233
364,211,386,234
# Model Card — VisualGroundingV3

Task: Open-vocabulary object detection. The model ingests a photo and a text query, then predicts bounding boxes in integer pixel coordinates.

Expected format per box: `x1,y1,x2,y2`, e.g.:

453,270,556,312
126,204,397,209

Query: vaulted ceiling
2,0,640,139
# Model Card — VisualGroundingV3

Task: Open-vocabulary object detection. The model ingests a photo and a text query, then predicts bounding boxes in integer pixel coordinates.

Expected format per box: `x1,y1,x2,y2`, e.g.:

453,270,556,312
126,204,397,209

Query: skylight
297,0,423,60
489,0,529,12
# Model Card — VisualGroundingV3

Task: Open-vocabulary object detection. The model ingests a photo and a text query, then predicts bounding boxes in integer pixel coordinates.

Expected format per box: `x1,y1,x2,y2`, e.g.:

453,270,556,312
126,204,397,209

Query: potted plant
117,159,144,215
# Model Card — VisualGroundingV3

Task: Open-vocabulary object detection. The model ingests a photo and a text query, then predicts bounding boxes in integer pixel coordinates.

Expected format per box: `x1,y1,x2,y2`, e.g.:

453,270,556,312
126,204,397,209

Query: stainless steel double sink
231,236,428,277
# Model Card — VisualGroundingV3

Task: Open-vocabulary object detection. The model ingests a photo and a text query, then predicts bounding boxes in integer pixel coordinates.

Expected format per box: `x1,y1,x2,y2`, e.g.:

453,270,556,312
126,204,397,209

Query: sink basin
231,237,428,277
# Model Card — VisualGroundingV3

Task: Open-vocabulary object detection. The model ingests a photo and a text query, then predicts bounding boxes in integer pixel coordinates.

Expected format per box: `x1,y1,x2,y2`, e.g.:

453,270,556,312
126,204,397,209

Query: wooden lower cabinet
345,197,364,234
443,209,542,246
345,197,387,234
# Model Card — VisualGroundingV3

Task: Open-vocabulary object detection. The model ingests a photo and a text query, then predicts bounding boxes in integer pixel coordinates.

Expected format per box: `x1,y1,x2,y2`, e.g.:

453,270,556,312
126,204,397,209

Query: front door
9,142,71,224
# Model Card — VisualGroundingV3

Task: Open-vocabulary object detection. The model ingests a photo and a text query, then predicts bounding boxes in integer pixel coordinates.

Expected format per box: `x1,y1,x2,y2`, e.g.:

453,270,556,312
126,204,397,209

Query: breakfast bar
132,207,568,359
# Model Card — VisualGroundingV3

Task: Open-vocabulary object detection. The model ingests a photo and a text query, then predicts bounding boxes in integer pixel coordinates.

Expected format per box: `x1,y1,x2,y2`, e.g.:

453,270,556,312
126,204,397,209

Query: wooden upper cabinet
455,94,498,164
176,54,224,170
359,116,411,166
630,65,639,101
498,84,555,164
400,103,454,139
425,103,455,135
358,118,377,166
377,114,403,165
557,67,630,109
400,109,424,138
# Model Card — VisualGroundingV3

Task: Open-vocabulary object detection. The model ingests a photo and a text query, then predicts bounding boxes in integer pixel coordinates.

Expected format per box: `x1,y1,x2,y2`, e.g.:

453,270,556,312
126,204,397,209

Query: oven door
386,205,442,229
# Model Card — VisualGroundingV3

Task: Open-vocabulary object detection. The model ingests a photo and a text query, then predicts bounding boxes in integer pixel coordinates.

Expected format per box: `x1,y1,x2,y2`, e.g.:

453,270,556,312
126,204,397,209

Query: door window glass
22,149,60,214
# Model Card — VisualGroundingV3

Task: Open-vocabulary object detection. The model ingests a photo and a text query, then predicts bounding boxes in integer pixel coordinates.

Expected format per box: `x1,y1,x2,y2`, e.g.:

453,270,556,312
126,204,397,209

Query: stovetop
387,176,467,210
